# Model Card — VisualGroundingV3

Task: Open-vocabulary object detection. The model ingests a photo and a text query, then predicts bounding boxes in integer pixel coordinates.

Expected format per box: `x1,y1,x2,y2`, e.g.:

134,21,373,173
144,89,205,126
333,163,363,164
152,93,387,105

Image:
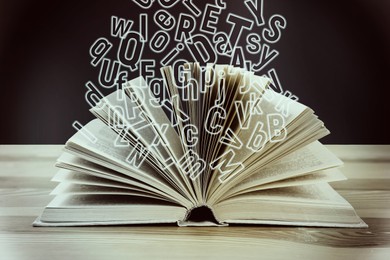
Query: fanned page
210,141,344,204
213,183,367,228
34,63,366,228
35,195,187,226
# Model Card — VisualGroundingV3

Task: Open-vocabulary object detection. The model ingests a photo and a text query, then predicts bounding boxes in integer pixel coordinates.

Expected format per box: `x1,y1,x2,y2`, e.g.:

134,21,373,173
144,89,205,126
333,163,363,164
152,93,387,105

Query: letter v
220,128,243,149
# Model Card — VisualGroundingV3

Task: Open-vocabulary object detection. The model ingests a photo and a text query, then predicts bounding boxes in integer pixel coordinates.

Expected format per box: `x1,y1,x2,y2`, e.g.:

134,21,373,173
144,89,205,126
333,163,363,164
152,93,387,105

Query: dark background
0,0,389,144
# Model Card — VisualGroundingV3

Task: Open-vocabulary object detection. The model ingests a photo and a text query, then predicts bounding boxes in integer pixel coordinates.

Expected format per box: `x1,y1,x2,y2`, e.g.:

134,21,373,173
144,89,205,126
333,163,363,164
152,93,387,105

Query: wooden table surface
1,145,389,260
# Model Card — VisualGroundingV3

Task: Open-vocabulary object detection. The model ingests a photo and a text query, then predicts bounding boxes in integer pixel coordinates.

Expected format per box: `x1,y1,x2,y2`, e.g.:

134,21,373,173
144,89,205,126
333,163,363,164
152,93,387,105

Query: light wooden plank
331,179,390,190
0,145,63,159
327,145,390,161
0,230,389,260
339,162,390,179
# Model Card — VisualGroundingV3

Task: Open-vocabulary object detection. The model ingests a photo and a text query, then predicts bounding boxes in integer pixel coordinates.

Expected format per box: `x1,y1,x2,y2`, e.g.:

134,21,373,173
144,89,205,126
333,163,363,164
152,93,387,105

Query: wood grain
1,145,390,260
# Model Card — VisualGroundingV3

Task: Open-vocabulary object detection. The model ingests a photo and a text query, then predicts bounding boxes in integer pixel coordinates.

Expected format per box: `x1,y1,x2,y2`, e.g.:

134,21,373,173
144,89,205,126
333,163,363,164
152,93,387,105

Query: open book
34,63,366,227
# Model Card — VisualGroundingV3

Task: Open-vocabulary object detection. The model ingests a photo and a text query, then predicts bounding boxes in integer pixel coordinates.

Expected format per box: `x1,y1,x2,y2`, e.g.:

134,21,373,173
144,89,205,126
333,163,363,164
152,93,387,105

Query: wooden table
1,145,389,259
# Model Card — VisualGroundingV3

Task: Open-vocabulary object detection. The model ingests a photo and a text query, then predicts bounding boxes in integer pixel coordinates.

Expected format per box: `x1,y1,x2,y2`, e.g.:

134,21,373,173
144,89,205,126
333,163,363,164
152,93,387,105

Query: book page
93,90,180,172
213,183,366,227
235,168,346,193
53,160,184,205
160,65,204,202
65,119,193,208
218,141,343,201
52,169,156,192
206,89,311,201
203,71,270,197
37,195,187,226
207,107,330,204
56,156,171,196
124,74,200,201
124,77,185,162
51,182,165,198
